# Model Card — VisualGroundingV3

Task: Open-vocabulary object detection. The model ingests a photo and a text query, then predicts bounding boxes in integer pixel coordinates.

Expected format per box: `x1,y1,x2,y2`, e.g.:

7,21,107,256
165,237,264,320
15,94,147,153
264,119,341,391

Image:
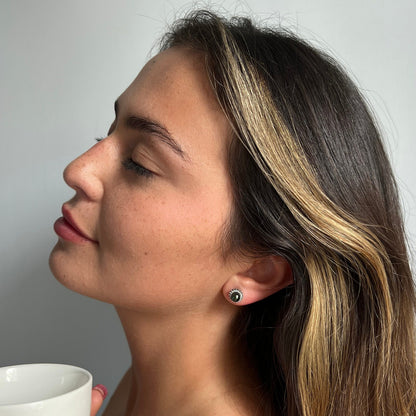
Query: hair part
161,10,416,416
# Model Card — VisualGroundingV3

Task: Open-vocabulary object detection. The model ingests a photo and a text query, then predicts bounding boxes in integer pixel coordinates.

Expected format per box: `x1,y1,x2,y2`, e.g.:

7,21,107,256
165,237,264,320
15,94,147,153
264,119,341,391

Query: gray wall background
1,1,415,413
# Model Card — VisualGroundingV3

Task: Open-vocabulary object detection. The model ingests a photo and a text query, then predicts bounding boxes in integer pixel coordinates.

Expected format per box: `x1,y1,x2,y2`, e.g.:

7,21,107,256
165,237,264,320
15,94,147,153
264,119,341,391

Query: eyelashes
93,137,153,179
122,158,153,179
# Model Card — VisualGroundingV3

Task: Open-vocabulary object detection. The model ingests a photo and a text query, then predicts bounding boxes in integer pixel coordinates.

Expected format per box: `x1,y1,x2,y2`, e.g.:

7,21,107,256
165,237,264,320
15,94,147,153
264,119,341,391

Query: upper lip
62,205,98,243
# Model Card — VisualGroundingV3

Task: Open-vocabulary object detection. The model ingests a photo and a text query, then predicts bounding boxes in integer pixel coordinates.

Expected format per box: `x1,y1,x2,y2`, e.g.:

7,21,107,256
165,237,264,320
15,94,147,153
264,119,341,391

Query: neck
115,299,261,416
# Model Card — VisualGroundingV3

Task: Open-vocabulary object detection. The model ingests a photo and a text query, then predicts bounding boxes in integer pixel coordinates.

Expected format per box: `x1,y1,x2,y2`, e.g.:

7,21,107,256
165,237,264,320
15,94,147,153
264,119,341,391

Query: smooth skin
52,47,292,416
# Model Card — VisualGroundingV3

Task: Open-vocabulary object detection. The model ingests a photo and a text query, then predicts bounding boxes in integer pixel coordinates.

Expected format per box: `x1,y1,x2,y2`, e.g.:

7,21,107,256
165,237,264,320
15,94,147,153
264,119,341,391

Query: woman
50,10,416,416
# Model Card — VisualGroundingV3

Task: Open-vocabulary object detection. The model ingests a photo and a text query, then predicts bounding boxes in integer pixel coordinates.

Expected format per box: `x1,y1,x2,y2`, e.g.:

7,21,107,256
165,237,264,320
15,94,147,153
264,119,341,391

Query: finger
90,384,108,416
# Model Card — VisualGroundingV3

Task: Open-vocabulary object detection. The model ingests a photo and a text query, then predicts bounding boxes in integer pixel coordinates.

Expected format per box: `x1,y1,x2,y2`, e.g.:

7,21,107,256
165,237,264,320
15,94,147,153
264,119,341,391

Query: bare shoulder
102,366,132,416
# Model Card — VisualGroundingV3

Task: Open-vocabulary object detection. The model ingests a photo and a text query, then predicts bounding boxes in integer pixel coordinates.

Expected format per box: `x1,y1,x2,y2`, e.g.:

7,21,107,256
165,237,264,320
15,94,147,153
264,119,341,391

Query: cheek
98,184,232,305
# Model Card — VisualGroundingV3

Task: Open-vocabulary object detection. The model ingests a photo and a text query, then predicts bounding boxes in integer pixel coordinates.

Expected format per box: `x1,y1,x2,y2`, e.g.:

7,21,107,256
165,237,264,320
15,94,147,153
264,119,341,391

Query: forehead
117,47,231,165
120,47,222,117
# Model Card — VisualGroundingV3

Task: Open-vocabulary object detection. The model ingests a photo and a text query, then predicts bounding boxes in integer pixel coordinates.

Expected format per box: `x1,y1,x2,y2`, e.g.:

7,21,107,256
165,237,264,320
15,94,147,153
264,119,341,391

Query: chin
49,243,90,296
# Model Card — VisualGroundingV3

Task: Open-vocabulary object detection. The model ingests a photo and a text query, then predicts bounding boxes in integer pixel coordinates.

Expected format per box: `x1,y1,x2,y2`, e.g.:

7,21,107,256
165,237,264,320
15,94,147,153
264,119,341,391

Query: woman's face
49,47,242,313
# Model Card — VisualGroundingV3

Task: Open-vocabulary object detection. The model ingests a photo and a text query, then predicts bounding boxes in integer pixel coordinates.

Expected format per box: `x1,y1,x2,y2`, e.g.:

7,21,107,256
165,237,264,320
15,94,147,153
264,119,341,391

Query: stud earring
229,288,243,303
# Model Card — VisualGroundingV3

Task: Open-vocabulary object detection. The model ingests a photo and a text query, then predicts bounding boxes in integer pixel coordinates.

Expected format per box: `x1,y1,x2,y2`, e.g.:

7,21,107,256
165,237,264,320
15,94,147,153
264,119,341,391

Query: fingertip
93,384,108,399
90,385,108,416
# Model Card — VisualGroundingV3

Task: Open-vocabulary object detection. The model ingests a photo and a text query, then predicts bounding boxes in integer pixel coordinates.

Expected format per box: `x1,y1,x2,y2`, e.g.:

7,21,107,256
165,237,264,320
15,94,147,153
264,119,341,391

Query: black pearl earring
229,288,243,303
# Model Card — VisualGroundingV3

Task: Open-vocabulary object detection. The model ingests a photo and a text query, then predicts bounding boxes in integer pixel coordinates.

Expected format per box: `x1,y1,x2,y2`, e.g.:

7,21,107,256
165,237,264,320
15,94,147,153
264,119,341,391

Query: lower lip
53,217,96,244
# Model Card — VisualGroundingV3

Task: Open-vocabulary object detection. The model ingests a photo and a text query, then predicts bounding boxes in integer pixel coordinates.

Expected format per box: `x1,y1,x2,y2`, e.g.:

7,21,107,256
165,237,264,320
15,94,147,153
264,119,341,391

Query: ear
223,255,293,306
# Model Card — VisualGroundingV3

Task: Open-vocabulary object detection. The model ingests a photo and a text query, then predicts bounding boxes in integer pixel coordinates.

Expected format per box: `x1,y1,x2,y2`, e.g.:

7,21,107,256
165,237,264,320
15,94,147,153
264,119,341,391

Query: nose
63,141,107,201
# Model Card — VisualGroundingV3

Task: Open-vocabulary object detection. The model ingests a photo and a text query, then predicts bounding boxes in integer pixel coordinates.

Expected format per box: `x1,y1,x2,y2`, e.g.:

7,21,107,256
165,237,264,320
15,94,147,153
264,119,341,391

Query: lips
53,206,98,244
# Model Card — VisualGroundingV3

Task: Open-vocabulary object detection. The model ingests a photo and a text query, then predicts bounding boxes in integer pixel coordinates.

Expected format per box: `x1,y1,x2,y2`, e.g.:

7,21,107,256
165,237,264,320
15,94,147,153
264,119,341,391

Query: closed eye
94,137,154,179
122,158,154,179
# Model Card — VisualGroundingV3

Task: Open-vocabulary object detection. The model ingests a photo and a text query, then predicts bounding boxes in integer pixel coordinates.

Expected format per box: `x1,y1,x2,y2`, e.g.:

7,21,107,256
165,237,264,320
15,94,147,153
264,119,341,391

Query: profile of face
49,47,249,314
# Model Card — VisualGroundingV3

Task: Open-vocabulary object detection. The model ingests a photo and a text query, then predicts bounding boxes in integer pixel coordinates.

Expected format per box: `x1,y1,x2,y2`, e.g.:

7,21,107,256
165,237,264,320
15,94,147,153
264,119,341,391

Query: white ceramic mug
0,363,92,415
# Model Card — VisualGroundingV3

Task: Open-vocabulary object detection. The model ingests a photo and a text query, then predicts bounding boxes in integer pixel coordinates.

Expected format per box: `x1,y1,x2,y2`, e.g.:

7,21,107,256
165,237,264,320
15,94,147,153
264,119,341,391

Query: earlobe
223,255,293,306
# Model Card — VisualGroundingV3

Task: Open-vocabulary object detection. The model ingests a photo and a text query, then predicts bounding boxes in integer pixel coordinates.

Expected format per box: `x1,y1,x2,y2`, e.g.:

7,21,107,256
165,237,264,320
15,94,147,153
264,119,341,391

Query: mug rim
0,363,92,408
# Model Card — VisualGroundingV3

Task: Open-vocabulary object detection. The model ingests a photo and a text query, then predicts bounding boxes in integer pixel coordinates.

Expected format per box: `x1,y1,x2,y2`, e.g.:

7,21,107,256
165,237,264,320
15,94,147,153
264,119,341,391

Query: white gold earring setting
229,288,243,303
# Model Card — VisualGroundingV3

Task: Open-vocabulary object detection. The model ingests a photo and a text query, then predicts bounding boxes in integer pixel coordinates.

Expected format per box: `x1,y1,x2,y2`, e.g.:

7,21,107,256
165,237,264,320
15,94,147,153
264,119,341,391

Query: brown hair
161,10,416,415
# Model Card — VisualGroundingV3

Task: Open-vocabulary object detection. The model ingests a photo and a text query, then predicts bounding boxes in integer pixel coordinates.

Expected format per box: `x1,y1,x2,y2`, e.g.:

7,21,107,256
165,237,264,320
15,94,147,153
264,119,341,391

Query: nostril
62,155,104,202
63,158,84,189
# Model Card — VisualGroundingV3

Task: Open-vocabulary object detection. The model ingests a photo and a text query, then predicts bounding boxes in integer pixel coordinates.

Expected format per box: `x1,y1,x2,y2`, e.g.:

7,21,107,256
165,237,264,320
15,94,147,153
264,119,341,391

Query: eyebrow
114,99,189,162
